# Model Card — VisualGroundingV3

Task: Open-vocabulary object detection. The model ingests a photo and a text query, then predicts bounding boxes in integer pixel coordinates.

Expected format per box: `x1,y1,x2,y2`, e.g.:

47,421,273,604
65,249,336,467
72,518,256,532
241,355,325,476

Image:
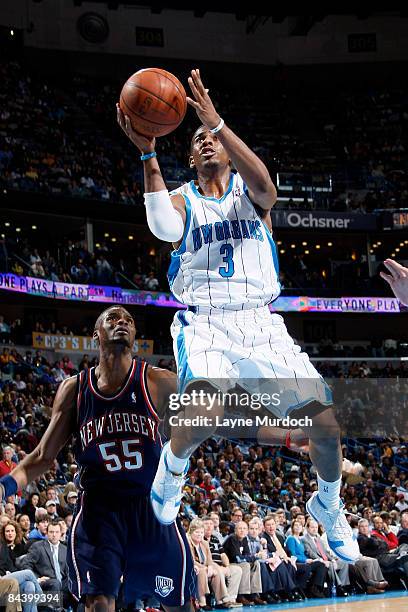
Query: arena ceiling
62,5,407,35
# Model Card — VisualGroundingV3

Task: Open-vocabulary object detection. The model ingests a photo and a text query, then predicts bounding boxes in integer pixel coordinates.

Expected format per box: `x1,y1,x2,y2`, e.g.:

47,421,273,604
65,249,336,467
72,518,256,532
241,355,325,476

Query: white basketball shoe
306,491,360,563
150,442,188,525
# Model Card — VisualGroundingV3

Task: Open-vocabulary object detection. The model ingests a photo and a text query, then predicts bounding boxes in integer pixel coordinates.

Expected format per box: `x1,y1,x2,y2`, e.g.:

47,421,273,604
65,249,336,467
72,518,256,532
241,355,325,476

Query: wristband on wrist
0,475,18,499
140,151,157,161
210,118,225,134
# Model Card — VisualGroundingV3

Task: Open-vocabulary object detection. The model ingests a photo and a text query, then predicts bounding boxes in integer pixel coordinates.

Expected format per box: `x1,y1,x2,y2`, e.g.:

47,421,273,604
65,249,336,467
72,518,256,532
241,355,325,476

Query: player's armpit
247,185,277,212
146,365,178,420
10,376,77,489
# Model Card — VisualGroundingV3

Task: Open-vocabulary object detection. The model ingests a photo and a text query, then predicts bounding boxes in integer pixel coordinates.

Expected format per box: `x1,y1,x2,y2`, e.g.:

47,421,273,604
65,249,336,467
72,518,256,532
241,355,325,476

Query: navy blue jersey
73,358,162,495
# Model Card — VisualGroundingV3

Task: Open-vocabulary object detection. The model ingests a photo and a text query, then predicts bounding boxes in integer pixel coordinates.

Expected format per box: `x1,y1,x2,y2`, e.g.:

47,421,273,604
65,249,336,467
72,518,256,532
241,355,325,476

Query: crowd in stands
1,310,406,363
179,436,408,606
0,333,407,607
1,58,408,213
2,58,406,294
1,231,392,296
2,236,165,292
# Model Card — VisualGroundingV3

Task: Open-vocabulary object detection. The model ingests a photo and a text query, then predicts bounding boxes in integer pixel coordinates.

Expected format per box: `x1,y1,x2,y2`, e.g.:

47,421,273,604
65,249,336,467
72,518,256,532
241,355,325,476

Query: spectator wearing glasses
229,509,244,535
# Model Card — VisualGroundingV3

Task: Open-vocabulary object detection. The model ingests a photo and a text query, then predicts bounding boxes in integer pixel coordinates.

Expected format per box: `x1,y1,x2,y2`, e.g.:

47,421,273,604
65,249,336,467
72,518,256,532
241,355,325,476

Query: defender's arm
1,376,77,497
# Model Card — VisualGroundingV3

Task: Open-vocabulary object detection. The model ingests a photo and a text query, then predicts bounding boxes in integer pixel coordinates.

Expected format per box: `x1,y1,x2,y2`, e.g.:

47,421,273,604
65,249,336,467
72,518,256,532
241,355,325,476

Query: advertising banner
0,273,401,313
32,332,154,355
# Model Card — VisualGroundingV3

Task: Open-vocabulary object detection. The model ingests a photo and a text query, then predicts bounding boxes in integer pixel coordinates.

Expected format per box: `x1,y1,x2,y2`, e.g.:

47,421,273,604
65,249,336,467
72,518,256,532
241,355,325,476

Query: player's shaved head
94,306,133,332
93,306,136,349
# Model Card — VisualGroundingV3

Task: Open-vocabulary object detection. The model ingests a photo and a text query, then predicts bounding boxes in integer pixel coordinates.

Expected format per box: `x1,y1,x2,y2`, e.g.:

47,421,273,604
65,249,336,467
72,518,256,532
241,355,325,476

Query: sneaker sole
150,493,177,526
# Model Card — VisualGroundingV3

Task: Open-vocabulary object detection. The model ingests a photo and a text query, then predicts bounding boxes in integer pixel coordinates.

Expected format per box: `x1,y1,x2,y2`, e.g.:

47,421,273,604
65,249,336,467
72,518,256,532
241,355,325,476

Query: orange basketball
119,68,187,137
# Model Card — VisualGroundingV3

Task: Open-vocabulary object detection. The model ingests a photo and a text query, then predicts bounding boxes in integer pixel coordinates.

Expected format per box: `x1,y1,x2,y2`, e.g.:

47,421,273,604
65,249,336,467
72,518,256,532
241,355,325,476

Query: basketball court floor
238,590,406,610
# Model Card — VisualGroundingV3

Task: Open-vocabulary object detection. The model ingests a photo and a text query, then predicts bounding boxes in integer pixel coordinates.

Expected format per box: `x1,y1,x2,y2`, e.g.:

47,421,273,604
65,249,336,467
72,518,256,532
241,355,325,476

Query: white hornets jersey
168,172,281,310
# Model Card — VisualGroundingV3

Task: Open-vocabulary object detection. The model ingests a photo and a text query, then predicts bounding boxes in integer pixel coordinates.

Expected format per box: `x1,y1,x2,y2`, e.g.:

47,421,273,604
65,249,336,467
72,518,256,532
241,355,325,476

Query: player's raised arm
116,104,186,244
0,376,77,500
186,68,277,211
380,258,408,306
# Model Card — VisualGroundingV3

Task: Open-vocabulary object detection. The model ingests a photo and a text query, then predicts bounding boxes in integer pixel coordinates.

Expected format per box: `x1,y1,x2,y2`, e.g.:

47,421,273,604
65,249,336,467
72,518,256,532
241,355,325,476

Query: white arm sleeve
144,190,184,242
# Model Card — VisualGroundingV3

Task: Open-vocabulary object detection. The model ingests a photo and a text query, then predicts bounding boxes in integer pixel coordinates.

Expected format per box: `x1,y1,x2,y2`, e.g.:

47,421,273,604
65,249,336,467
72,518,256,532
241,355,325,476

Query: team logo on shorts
155,576,174,598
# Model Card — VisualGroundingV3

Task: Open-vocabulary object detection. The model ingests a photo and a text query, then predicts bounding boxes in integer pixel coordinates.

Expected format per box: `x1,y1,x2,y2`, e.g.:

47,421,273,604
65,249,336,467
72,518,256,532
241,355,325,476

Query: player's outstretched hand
187,68,221,130
380,258,408,306
116,103,156,154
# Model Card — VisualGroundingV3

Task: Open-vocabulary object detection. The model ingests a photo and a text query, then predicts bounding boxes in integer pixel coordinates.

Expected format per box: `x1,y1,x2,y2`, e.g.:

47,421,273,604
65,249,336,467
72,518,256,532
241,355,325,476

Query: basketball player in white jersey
117,68,359,563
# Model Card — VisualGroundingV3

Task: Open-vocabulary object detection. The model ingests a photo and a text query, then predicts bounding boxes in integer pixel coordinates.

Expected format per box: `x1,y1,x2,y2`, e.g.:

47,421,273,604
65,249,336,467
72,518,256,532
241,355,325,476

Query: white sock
317,474,342,511
166,443,189,475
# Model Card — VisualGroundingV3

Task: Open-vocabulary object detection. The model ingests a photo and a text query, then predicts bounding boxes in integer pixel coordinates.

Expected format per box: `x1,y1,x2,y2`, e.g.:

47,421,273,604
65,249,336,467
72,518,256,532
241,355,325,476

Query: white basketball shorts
171,305,332,418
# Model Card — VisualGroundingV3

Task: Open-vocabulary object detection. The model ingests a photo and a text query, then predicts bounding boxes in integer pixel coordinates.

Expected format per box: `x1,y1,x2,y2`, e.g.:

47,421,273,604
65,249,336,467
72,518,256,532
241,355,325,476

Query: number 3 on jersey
98,439,143,472
219,244,235,278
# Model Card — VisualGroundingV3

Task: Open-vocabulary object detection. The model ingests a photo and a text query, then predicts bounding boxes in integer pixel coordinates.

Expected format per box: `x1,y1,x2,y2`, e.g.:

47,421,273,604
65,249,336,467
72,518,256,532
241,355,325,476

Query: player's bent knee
301,405,340,440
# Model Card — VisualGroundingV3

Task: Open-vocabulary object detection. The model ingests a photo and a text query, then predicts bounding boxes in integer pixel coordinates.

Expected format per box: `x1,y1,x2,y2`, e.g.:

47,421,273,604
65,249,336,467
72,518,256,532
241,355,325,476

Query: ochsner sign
272,211,377,231
287,212,350,229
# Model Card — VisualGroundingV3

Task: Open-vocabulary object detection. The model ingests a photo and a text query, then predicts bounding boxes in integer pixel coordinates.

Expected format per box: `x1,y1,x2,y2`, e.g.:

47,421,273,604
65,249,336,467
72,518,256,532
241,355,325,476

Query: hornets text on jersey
168,172,280,310
73,358,162,495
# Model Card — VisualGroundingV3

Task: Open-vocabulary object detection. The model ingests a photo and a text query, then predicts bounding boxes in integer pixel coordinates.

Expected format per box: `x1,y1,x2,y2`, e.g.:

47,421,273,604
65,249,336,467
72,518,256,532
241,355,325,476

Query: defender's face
94,308,136,348
190,127,230,171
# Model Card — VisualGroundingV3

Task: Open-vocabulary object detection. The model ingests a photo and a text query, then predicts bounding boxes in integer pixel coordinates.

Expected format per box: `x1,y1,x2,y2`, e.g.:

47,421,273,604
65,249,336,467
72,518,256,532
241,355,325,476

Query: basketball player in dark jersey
0,306,195,612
